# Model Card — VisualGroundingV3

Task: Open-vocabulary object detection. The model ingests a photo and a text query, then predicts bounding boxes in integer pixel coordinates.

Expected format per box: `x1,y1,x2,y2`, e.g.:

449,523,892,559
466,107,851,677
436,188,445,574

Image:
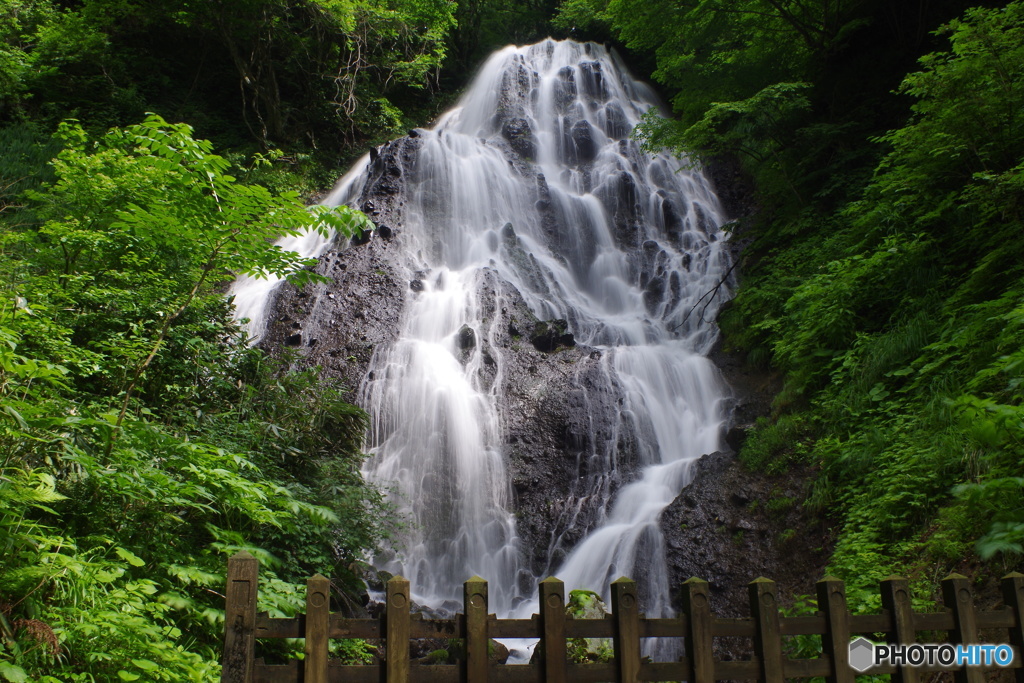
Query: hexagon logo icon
849,637,875,672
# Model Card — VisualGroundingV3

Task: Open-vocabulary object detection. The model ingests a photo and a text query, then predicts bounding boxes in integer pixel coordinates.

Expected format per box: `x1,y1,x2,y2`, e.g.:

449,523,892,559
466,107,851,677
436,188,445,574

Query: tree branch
672,257,740,331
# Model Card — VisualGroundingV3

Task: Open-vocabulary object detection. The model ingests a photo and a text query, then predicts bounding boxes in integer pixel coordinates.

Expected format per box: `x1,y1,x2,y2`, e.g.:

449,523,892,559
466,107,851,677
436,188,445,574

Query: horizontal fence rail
221,551,1024,683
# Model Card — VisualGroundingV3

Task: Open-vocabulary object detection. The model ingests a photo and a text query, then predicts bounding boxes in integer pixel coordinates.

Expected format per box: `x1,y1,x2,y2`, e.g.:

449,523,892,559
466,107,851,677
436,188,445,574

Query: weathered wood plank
849,613,892,633
304,574,330,683
465,577,489,683
539,577,566,683
881,576,920,683
976,607,1015,629
640,661,689,680
638,616,685,638
944,573,983,683
327,664,379,683
817,576,854,683
234,570,1024,683
489,617,536,639
1002,573,1024,683
683,578,713,683
565,663,617,682
711,617,757,637
253,658,298,683
780,614,828,634
256,615,388,639
565,618,615,639
612,577,641,683
750,577,784,683
387,576,411,683
410,616,460,639
490,664,543,683
223,551,259,683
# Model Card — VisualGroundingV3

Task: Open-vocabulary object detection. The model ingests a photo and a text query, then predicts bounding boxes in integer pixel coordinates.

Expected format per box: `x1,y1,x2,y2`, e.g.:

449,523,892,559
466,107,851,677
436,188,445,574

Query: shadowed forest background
1,0,1023,679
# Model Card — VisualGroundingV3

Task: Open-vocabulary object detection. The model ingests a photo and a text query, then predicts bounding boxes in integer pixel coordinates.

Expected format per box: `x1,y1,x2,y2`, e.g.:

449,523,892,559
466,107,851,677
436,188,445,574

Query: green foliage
564,589,614,663
330,639,377,664
594,0,868,123
448,0,562,71
0,117,387,679
739,414,810,473
1,0,458,154
716,1,1024,589
636,82,812,206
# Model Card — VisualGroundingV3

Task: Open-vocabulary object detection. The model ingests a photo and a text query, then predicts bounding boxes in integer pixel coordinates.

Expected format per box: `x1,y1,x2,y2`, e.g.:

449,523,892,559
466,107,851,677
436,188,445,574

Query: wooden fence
221,551,1024,683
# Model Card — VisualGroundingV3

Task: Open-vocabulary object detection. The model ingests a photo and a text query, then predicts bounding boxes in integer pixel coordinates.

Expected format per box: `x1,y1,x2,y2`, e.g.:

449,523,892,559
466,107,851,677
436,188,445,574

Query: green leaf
131,659,159,672
0,662,28,683
115,547,146,567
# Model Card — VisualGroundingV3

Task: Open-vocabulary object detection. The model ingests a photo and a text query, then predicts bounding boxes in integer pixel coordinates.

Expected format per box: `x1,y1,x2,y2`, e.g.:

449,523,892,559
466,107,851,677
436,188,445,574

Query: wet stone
530,319,576,352
457,325,476,350
501,117,536,159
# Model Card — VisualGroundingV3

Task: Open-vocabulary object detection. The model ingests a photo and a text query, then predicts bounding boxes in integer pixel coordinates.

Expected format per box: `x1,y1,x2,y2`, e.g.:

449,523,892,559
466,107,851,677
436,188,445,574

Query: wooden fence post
539,577,567,683
612,577,641,683
750,577,784,683
305,573,330,683
465,576,489,683
943,573,983,683
1002,573,1024,683
222,551,258,683
881,577,919,683
682,578,714,683
386,576,411,683
817,576,853,683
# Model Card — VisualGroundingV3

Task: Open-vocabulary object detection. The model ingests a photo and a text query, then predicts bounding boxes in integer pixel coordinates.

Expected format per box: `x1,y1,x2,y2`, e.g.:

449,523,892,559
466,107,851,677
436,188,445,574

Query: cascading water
229,157,370,341
232,39,733,629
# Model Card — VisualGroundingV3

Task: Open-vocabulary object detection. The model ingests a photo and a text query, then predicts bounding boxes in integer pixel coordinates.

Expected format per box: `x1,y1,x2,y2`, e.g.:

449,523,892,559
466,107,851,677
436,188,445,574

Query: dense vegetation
3,0,1023,678
558,0,1024,606
0,113,390,680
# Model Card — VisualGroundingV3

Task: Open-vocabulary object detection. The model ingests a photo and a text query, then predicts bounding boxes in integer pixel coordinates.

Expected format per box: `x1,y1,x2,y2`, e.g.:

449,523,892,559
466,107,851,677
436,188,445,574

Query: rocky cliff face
259,135,645,589
260,136,830,622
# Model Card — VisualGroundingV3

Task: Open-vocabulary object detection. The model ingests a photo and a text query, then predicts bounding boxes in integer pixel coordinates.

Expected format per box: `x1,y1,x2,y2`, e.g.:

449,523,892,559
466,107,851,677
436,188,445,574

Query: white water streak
231,39,733,634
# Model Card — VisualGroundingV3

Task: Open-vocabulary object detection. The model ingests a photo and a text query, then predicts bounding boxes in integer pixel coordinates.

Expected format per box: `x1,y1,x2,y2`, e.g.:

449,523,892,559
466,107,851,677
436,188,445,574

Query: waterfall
231,39,732,625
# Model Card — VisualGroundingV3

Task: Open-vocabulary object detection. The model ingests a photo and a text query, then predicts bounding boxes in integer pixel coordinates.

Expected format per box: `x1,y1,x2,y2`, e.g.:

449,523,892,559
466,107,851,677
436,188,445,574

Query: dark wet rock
457,325,476,350
569,120,597,164
704,154,758,223
497,62,533,120
285,333,302,346
530,319,575,352
725,425,749,452
660,451,831,624
602,102,630,139
472,272,642,575
661,197,685,235
258,136,412,397
377,224,394,240
578,60,607,102
597,171,642,249
553,66,577,113
502,117,536,160
410,279,424,292
643,276,665,314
